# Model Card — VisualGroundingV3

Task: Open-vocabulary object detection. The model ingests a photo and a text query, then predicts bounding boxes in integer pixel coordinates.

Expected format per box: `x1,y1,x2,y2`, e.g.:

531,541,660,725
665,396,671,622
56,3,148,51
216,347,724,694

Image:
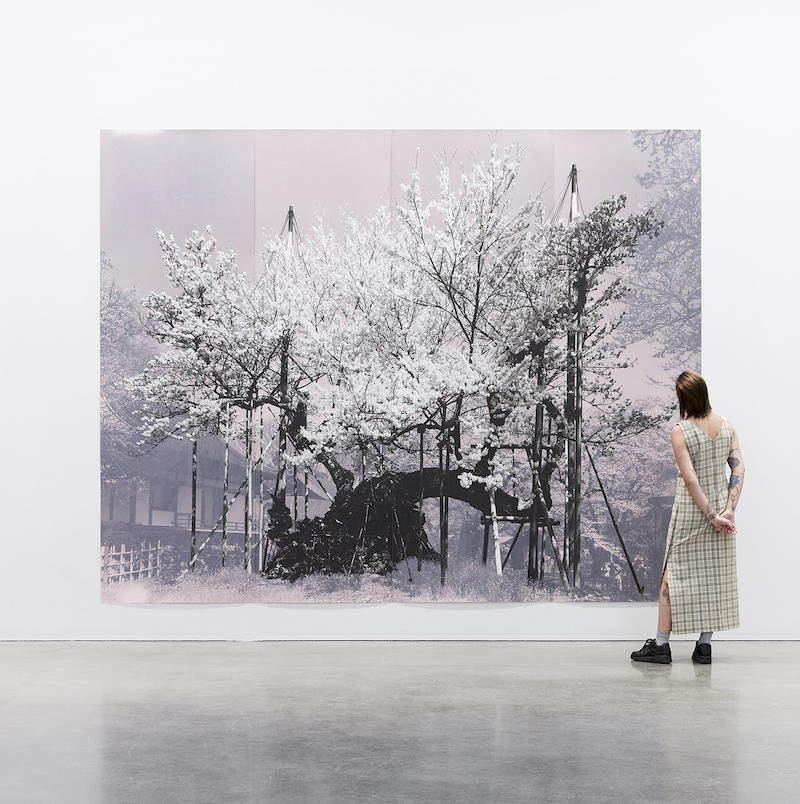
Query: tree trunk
328,468,522,542
264,466,533,581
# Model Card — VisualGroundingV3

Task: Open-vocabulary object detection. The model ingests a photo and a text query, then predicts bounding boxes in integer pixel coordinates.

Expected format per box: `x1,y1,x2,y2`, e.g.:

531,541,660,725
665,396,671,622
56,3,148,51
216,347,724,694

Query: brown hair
675,370,712,419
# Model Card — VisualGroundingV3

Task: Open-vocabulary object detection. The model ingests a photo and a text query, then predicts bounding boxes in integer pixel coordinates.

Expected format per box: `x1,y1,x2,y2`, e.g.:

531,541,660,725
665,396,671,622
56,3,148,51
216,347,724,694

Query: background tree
100,252,155,492
619,129,701,371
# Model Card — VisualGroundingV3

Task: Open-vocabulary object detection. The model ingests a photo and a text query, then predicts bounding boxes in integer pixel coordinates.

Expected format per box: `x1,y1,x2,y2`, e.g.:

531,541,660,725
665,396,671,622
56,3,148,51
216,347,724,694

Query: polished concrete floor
1,641,798,804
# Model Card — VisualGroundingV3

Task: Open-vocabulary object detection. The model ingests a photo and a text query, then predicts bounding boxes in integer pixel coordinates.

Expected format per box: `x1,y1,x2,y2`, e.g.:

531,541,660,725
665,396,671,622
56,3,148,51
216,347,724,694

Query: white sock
655,630,670,646
698,632,713,645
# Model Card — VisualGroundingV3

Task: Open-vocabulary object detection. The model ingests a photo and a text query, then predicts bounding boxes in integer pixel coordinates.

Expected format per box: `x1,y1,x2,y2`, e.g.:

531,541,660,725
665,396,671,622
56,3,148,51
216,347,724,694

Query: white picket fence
101,542,162,585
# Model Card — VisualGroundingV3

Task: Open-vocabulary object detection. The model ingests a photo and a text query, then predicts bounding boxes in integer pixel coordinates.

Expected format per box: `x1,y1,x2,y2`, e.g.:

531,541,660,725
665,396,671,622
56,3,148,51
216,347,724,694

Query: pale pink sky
100,129,674,402
101,129,653,292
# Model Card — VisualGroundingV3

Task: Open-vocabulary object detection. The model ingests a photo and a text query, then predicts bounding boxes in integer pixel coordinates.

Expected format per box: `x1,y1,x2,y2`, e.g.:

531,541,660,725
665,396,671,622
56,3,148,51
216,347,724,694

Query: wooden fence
174,514,247,532
101,542,162,585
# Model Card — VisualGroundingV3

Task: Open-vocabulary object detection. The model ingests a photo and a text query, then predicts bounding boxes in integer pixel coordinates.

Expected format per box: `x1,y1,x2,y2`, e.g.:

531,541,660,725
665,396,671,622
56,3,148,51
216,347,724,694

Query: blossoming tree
126,144,663,588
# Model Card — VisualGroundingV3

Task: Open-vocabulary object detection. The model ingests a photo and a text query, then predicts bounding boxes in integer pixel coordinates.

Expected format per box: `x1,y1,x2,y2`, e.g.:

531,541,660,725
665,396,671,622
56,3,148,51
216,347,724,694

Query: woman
632,371,743,664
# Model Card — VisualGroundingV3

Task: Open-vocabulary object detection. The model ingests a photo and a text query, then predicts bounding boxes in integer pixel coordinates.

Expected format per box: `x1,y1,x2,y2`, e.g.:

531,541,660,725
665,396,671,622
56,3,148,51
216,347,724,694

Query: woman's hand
714,509,737,534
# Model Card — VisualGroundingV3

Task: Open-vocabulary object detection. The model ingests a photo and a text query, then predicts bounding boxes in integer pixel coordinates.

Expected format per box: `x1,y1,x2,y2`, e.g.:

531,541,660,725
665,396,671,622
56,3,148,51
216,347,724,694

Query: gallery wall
1,0,796,639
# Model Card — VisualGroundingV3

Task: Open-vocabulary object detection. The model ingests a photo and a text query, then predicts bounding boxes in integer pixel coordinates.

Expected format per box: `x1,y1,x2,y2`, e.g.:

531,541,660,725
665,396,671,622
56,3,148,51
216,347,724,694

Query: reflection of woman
632,371,743,664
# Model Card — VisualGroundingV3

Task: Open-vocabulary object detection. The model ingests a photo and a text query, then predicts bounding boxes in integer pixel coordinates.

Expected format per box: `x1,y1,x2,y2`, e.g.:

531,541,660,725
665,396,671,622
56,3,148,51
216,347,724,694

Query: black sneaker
631,638,672,664
692,641,712,664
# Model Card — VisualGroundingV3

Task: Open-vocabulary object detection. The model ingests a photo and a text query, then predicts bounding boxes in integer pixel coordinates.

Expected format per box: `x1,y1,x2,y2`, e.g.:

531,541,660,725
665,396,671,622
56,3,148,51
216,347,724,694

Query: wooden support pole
443,419,450,580
244,407,253,573
540,515,546,580
488,489,503,578
186,476,248,575
222,422,229,568
585,444,644,595
529,394,544,584
418,425,424,572
258,407,265,572
573,322,583,588
565,164,584,589
293,460,298,528
304,469,309,522
527,516,538,583
501,522,526,570
439,424,447,586
533,468,570,589
275,340,289,510
190,437,198,571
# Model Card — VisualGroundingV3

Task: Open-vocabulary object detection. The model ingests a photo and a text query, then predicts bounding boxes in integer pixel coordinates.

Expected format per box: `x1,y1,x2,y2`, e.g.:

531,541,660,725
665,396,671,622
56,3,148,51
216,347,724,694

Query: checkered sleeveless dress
663,417,739,634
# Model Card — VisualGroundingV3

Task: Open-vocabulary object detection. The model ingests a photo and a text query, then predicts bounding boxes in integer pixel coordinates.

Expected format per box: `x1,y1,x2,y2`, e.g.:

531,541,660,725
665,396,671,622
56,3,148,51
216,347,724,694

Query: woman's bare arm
720,429,744,528
671,425,736,534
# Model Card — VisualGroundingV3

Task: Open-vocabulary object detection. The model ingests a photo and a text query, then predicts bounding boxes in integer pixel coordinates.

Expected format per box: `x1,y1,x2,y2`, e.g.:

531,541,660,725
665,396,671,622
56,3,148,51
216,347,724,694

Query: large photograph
100,129,700,603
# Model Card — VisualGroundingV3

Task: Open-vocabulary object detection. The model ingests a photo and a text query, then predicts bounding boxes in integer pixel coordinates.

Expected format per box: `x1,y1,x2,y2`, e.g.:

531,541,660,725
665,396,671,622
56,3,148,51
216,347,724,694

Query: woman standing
632,371,743,664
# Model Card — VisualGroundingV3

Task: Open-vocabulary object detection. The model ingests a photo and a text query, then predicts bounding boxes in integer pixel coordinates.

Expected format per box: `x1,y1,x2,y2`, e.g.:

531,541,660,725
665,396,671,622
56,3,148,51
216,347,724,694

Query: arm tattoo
729,475,740,489
728,452,740,469
662,582,670,604
706,503,717,521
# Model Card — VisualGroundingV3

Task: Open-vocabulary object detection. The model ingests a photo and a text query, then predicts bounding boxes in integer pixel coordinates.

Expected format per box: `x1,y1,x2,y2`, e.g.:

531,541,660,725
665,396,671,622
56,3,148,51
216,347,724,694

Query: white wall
1,0,796,640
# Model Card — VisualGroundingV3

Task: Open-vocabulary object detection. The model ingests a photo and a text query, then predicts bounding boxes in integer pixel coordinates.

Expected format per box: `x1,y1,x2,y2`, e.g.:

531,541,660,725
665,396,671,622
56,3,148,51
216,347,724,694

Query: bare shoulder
670,423,692,467
719,414,738,438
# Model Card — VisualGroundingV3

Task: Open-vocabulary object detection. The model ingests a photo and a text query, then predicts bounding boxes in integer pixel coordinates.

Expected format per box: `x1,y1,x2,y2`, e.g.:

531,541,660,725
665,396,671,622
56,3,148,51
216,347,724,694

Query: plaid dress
663,417,739,634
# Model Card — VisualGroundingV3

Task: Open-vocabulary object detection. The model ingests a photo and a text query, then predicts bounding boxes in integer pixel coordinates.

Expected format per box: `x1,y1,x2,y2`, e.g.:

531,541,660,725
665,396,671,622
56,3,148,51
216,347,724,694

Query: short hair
675,370,712,419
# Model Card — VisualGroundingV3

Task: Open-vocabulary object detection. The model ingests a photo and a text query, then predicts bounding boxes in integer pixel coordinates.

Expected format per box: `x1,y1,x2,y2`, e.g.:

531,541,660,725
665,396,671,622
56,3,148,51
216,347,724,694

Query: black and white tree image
100,130,698,603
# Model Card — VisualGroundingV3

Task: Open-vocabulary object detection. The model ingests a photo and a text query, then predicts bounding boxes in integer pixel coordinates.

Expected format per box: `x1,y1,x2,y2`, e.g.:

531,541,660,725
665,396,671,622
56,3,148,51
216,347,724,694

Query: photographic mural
100,130,700,603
